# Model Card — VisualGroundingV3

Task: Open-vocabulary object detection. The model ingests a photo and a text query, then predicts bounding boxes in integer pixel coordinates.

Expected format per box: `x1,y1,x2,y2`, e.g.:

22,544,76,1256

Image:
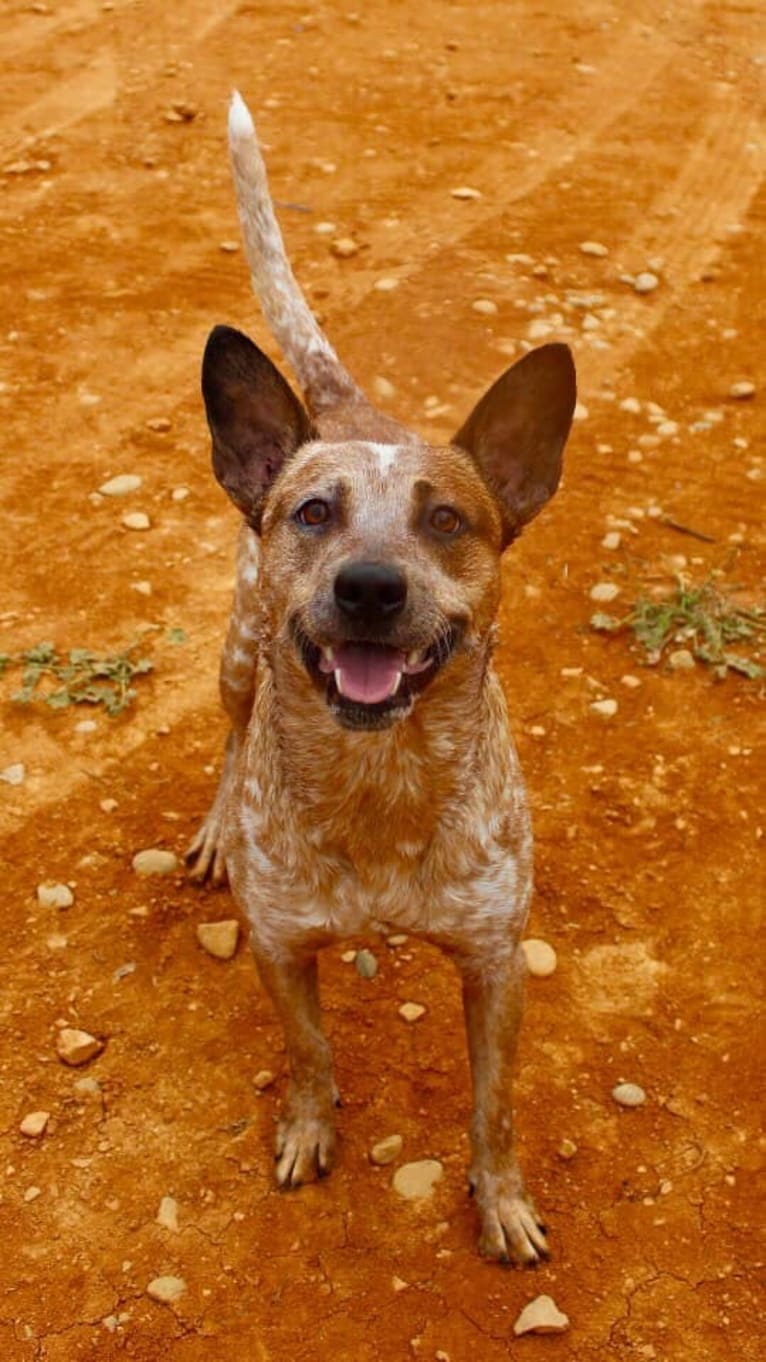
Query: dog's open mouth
295,632,456,729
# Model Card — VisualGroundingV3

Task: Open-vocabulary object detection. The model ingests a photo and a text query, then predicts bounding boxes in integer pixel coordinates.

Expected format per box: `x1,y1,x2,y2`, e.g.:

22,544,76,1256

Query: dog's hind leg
186,525,260,883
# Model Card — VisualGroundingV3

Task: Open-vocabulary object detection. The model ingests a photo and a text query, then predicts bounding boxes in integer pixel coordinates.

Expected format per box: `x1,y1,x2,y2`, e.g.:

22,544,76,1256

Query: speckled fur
188,92,576,1265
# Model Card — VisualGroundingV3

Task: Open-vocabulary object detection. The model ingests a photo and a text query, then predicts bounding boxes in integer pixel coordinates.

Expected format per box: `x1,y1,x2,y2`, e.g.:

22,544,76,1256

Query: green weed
1,641,153,715
591,580,765,679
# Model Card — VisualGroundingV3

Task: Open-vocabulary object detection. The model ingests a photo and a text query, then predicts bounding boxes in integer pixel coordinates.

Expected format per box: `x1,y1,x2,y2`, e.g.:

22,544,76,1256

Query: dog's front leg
458,945,549,1265
254,947,337,1187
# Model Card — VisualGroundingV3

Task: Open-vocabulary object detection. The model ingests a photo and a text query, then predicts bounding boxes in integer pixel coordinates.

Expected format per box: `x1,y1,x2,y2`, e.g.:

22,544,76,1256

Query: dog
187,91,576,1265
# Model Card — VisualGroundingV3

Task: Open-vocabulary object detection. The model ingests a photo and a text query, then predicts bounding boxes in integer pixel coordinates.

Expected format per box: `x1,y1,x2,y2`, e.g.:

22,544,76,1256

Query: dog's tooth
390,672,402,696
334,668,344,694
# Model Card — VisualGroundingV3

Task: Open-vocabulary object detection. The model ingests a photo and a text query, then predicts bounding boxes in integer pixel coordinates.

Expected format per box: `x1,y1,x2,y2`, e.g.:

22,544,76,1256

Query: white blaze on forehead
368,443,400,476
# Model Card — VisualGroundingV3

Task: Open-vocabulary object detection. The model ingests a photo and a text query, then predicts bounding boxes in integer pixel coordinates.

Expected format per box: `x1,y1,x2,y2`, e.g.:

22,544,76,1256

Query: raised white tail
227,91,356,413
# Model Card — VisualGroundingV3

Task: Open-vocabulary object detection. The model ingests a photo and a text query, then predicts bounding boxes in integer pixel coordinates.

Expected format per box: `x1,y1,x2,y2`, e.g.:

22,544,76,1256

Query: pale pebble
392,1159,443,1200
633,271,659,294
132,849,179,877
514,1295,570,1336
521,938,558,977
20,1111,50,1138
146,1276,186,1304
99,474,142,497
196,919,240,961
56,1028,104,1067
579,240,608,257
122,512,151,531
156,1196,179,1232
253,1069,276,1091
668,649,695,671
370,1134,404,1166
399,1002,426,1023
450,186,481,200
472,298,498,315
612,1082,646,1107
728,380,755,399
601,531,621,550
0,763,25,786
590,698,618,717
36,882,74,910
590,582,620,603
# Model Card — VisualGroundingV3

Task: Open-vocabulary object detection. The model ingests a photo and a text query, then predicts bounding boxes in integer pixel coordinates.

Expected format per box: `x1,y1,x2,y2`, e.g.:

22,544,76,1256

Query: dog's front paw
470,1165,549,1265
275,1100,336,1188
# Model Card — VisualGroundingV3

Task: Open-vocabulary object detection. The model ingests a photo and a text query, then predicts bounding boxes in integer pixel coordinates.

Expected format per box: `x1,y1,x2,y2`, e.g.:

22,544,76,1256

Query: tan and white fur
187,91,576,1265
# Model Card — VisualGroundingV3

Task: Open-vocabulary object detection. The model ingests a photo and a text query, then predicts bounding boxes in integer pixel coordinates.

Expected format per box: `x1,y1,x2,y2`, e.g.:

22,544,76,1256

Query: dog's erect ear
452,343,576,545
201,324,314,528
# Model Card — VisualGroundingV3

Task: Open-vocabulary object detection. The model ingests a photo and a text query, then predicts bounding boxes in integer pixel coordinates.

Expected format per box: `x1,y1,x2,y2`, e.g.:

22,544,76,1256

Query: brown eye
296,498,331,528
429,505,461,535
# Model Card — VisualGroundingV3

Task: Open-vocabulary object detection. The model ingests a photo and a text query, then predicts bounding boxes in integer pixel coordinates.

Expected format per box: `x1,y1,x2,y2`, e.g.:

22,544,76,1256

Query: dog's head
202,325,575,731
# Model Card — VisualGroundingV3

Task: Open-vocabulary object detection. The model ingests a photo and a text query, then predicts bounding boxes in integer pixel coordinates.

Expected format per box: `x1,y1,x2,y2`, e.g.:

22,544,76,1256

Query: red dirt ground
1,2,763,1358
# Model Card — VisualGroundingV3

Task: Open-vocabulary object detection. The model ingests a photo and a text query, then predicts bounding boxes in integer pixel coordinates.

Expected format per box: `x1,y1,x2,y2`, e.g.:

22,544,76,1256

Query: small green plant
1,641,153,715
591,579,765,679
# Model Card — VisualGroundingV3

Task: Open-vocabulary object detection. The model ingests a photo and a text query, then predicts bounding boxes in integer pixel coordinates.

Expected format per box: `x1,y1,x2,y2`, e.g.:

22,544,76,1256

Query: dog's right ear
201,324,314,529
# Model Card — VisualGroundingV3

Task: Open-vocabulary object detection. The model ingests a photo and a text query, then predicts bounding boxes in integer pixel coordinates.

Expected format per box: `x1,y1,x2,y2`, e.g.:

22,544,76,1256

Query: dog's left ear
452,343,576,545
202,324,314,529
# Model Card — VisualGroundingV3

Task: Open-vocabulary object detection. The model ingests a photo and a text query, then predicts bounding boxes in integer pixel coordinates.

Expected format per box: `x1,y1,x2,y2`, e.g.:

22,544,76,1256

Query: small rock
36,882,74,910
521,938,557,977
728,380,755,400
341,949,356,963
621,674,642,689
330,236,360,258
74,719,97,734
131,580,152,596
355,949,378,978
73,1076,101,1095
374,276,399,291
99,798,118,813
313,220,336,235
472,298,498,315
398,1002,426,1023
0,763,25,786
668,649,695,671
590,582,620,602
557,1138,578,1160
146,1275,186,1303
253,1069,276,1091
602,531,621,550
20,1111,50,1138
373,375,396,400
633,271,659,294
392,1159,443,1200
24,1186,42,1203
513,1295,570,1336
620,396,642,414
196,919,240,960
370,1134,403,1166
56,1028,104,1067
386,934,408,947
171,486,190,502
573,402,589,421
132,849,179,877
450,186,482,200
219,240,239,253
122,511,151,531
579,240,608,257
156,1195,179,1232
613,1082,646,1107
98,474,142,497
590,698,618,718
164,102,197,123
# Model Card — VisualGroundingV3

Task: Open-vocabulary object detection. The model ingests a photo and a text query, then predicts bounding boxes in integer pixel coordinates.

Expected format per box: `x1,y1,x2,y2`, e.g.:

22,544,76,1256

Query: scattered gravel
373,375,396,400
196,919,240,960
392,1159,443,1199
370,1134,403,1166
590,698,618,718
633,271,660,294
36,882,74,910
56,1028,104,1067
557,1138,578,1160
579,240,608,257
612,1081,646,1107
0,763,25,786
146,1276,186,1304
122,512,151,531
590,582,620,603
331,237,360,258
728,380,755,399
132,849,179,877
450,186,481,199
513,1295,570,1336
156,1196,179,1232
668,649,695,671
19,1111,50,1138
521,938,558,977
355,949,378,978
99,474,142,496
398,1002,426,1023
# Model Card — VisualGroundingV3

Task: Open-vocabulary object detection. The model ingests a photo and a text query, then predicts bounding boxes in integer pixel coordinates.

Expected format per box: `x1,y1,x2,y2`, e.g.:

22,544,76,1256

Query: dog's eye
429,505,461,535
295,498,332,528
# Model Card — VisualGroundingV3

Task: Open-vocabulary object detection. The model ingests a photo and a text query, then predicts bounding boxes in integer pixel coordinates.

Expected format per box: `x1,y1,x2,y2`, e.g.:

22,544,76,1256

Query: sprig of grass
591,579,765,679
1,641,153,715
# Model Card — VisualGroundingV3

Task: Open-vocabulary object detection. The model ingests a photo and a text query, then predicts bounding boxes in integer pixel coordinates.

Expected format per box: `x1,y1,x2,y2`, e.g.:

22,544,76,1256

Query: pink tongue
332,644,404,704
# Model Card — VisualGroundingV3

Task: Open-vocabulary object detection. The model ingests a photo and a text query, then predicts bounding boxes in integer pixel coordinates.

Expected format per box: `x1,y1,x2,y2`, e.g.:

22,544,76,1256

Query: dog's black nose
334,561,407,622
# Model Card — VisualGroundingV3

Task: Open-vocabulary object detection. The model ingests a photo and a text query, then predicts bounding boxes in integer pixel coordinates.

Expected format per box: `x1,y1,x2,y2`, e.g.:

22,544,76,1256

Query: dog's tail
227,91,357,414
